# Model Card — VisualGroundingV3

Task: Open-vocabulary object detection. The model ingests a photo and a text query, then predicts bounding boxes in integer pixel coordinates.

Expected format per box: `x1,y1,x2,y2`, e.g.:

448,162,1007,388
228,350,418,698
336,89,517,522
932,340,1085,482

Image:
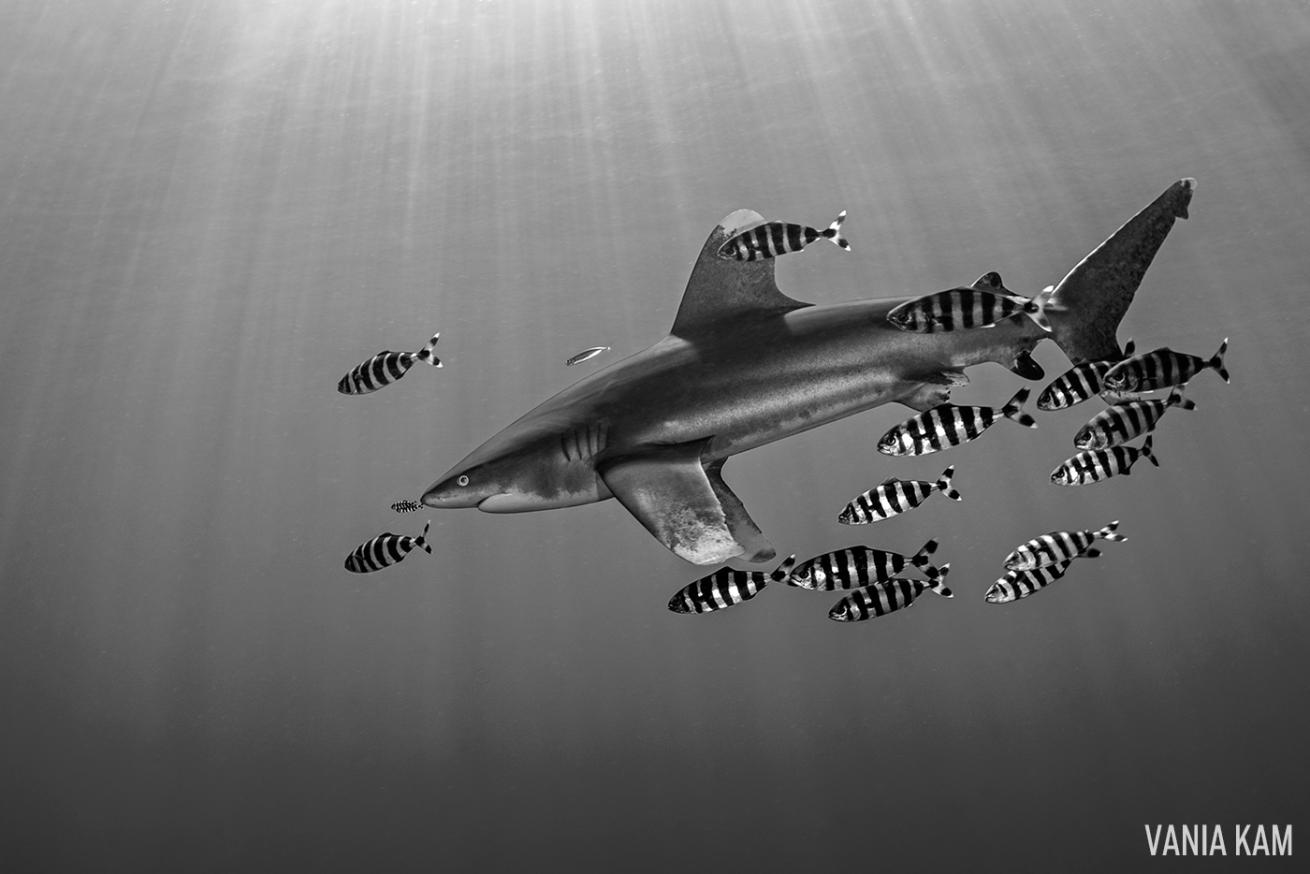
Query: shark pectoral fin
705,460,775,563
900,371,969,411
598,444,746,566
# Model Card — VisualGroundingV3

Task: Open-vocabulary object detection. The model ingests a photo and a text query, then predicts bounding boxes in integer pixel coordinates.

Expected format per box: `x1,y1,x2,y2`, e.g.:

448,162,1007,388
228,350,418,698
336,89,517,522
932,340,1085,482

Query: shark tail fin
417,520,432,554
822,210,850,252
1139,435,1160,468
935,466,962,502
1046,179,1196,364
1210,337,1230,383
1094,520,1127,543
769,554,797,583
928,563,953,598
1001,388,1037,429
415,333,443,368
910,538,940,580
1167,388,1197,411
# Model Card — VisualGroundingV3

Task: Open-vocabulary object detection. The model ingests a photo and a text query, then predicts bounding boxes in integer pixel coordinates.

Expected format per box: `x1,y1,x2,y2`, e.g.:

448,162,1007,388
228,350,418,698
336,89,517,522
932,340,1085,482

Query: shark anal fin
1010,351,1045,380
670,210,810,337
598,442,750,566
705,460,775,563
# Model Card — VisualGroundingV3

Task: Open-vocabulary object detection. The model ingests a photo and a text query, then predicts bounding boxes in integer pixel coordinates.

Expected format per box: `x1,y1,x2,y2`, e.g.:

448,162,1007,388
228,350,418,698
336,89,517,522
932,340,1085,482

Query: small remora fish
1037,340,1137,411
1102,337,1229,393
877,388,1036,457
1074,389,1196,450
887,272,1051,333
828,564,954,622
667,555,796,614
1051,436,1159,486
717,210,850,261
1004,521,1126,571
390,499,422,514
344,521,432,573
786,539,940,591
985,559,1076,604
565,346,611,366
838,465,962,525
338,333,442,395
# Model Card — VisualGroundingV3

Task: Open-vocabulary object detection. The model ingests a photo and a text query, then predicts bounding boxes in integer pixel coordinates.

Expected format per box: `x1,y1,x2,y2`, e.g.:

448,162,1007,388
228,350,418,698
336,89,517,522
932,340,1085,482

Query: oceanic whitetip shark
422,179,1195,565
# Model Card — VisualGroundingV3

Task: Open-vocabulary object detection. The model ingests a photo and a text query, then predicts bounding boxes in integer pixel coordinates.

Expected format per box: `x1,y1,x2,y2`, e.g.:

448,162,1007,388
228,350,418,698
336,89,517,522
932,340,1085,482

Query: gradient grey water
2,1,1308,870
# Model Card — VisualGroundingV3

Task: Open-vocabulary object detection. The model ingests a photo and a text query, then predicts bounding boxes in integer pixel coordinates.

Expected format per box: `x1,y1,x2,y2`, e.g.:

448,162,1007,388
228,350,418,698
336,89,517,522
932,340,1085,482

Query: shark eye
457,475,470,487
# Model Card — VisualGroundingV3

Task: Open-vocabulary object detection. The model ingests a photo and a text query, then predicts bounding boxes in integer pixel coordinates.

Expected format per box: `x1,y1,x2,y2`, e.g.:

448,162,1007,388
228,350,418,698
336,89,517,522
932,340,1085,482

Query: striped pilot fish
838,465,962,525
1073,389,1195,451
1101,338,1229,393
1004,520,1126,571
667,555,797,614
390,499,422,514
337,333,442,395
828,564,954,623
717,210,850,261
877,388,1037,457
1036,340,1136,411
1051,436,1158,486
344,521,432,573
985,559,1076,604
786,539,941,591
887,272,1051,334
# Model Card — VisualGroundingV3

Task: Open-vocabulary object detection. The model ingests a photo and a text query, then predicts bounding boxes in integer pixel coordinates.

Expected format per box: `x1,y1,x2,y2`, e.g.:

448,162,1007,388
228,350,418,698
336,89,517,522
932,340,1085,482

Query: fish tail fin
1002,388,1037,428
911,538,940,579
1210,337,1229,383
935,465,962,501
1094,520,1128,543
1140,435,1160,467
418,520,432,553
1081,546,1103,559
928,563,954,598
415,332,442,368
1167,388,1197,411
822,210,850,251
1045,179,1195,364
769,554,797,583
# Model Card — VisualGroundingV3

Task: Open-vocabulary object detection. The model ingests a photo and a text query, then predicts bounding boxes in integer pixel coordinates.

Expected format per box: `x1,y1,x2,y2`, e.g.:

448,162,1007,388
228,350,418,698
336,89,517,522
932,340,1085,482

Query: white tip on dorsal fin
670,210,810,337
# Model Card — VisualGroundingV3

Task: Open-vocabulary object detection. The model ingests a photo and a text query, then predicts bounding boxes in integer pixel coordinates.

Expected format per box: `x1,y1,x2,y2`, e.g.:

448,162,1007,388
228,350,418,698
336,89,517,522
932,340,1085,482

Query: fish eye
457,475,470,487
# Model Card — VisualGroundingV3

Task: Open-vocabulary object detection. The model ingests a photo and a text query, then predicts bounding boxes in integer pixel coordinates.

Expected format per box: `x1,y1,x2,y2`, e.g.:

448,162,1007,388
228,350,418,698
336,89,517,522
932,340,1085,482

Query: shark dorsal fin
670,210,809,337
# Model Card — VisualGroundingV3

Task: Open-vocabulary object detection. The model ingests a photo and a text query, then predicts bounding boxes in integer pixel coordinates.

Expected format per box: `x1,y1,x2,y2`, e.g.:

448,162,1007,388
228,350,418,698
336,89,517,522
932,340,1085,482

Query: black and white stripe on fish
667,555,796,614
344,521,432,573
718,211,850,261
1102,338,1229,393
338,333,442,395
878,388,1036,457
1051,436,1158,486
828,564,953,622
1004,521,1126,571
838,466,961,525
1074,389,1195,450
786,539,941,591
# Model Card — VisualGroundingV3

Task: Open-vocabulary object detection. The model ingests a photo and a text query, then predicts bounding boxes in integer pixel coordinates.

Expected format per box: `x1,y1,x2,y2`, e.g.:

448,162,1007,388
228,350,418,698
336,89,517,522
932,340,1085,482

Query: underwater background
2,0,1308,870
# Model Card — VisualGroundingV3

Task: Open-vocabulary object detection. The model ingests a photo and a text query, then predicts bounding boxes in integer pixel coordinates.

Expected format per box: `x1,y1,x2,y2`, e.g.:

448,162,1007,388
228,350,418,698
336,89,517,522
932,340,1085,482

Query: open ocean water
2,1,1308,871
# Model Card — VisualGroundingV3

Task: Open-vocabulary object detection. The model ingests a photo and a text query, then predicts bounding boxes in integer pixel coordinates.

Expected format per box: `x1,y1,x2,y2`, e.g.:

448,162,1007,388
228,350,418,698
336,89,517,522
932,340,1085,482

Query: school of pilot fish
334,190,1231,622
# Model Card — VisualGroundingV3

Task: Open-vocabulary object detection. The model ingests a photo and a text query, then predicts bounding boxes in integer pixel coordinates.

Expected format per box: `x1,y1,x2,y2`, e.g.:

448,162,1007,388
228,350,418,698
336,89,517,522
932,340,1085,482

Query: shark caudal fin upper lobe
1045,179,1196,365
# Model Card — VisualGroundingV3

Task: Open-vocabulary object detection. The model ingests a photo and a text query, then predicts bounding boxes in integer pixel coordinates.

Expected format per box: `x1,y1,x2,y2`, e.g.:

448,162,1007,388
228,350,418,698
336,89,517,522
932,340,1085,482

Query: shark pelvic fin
598,441,752,566
670,210,809,337
900,370,970,411
1046,178,1196,363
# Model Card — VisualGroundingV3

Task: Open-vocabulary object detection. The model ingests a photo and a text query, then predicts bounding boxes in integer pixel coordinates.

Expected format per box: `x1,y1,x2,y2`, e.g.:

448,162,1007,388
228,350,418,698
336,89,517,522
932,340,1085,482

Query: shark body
422,179,1195,565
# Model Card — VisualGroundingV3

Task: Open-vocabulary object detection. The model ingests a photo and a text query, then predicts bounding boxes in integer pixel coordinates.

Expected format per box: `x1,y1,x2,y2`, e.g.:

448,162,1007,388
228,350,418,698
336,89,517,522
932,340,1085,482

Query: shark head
422,415,607,514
